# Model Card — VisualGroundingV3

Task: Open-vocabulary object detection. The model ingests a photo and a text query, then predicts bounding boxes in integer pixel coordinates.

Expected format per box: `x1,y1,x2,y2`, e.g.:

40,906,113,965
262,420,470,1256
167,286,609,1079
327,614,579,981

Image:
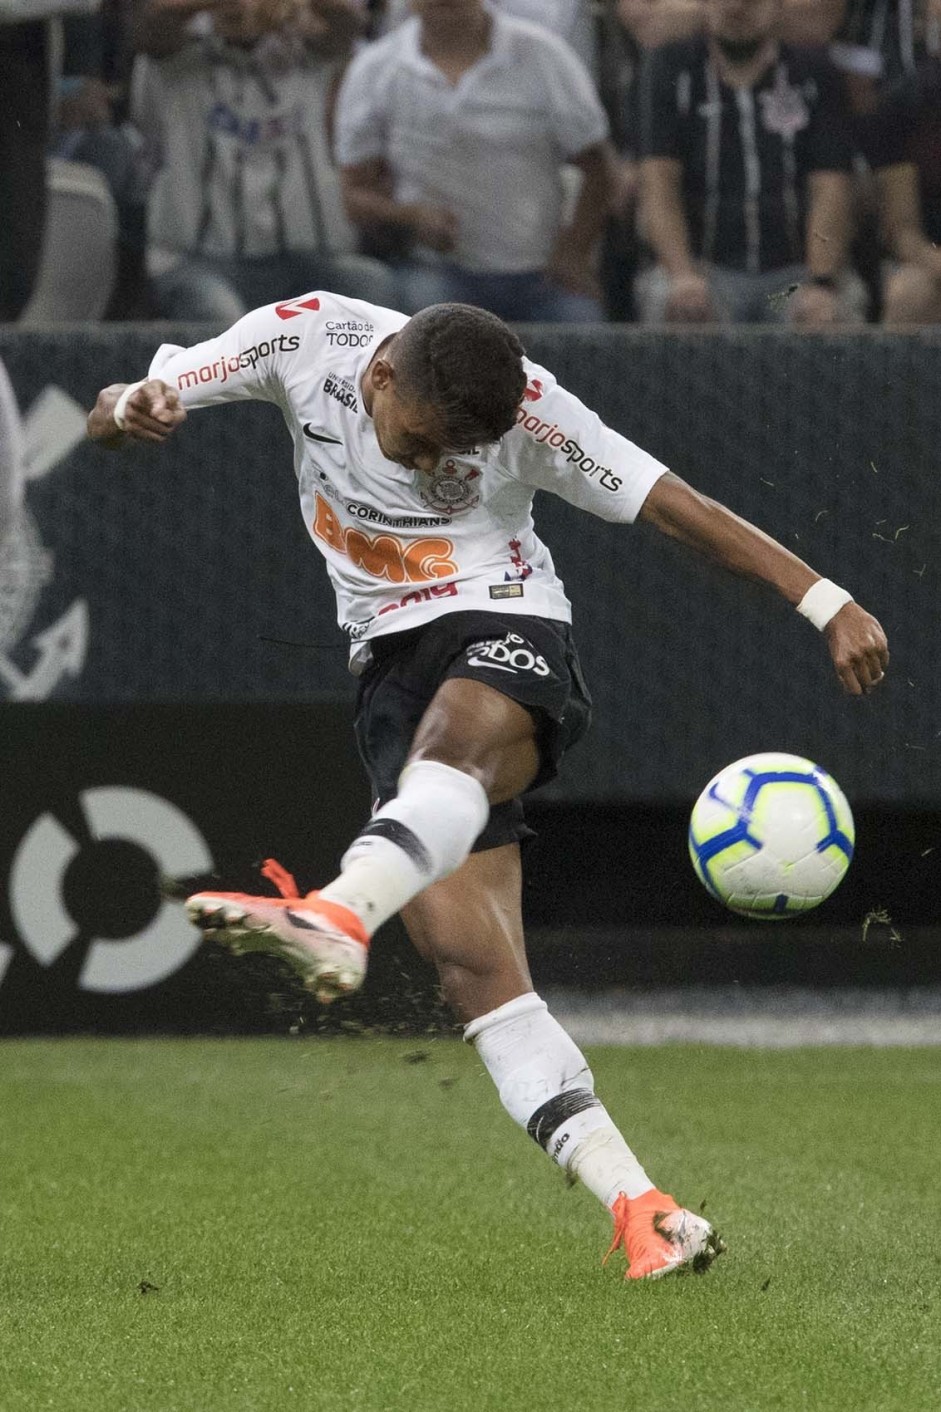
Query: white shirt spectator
132,37,357,276
334,10,608,273
375,0,597,76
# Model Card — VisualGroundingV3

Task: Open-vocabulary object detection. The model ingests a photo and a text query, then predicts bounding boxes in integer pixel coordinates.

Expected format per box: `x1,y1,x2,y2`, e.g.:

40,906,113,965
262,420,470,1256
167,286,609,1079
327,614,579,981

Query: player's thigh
406,676,541,804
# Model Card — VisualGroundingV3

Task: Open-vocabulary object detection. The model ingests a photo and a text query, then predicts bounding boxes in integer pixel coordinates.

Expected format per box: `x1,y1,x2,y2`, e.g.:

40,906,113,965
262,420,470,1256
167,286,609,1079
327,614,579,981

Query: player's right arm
87,380,187,448
86,301,294,448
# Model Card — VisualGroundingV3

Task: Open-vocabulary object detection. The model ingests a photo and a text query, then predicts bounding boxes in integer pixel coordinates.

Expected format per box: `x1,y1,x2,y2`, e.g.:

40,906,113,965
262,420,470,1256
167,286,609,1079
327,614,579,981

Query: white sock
318,760,489,936
465,992,655,1208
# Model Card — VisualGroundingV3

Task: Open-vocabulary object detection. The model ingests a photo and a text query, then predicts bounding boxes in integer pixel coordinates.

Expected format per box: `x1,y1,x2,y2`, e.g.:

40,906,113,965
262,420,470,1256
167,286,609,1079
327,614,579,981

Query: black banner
0,702,373,1034
1,326,938,805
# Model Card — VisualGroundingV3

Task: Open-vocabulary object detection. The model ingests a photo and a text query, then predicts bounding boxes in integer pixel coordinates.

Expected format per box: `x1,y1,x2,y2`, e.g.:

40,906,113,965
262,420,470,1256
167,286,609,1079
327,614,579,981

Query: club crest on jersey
419,462,480,514
759,76,809,138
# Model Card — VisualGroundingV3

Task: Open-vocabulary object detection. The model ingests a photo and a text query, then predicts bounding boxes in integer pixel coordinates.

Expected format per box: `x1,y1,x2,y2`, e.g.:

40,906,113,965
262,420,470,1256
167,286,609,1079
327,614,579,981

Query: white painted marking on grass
545,987,941,1048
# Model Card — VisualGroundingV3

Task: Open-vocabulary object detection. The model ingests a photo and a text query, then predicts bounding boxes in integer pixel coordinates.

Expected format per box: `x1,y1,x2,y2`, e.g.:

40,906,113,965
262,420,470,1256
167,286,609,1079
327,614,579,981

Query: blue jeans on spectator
152,250,398,322
394,260,604,323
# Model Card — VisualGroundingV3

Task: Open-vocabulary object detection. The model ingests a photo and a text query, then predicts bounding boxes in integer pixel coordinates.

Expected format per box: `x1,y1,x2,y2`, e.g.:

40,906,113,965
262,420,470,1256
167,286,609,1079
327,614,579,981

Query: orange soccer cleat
186,859,369,1004
605,1188,726,1280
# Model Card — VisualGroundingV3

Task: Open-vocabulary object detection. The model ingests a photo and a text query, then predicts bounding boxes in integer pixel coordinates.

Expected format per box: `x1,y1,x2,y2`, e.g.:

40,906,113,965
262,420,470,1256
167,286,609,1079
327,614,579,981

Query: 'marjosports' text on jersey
147,293,667,668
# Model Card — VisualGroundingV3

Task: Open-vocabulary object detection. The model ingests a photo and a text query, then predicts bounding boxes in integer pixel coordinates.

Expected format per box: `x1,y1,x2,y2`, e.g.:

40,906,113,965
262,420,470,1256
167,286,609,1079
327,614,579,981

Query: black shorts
353,611,593,852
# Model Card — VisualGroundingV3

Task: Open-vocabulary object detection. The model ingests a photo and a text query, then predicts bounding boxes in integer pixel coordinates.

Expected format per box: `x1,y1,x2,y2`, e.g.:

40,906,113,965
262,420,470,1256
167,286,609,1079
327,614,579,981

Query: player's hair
391,303,527,448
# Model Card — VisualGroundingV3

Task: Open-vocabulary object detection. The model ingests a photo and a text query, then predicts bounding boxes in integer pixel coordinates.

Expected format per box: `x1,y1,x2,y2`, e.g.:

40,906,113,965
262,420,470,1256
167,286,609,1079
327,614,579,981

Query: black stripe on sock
526,1089,602,1152
356,819,432,875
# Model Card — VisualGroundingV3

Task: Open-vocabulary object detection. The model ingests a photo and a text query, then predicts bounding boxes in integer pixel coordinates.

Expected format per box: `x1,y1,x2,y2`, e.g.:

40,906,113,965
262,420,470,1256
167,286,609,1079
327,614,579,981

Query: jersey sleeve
146,300,311,409
503,363,668,524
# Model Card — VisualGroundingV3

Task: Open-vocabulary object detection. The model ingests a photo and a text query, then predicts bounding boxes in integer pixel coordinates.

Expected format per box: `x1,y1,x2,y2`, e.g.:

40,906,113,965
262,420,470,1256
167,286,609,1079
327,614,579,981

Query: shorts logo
465,633,550,677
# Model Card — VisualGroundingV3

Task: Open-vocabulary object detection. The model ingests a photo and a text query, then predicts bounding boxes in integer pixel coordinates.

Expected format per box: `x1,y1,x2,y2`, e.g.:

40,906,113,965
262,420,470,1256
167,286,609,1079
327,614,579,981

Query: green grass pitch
1,1038,939,1412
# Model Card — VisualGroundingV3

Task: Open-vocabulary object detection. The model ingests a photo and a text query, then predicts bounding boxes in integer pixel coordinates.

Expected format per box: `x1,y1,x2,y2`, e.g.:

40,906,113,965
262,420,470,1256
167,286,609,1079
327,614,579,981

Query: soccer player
87,295,888,1279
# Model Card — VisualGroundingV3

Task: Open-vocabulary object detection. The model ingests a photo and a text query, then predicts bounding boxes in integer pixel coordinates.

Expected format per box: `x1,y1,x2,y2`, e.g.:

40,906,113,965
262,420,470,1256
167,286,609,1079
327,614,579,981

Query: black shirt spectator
863,54,941,242
833,0,919,86
862,55,941,321
638,37,853,273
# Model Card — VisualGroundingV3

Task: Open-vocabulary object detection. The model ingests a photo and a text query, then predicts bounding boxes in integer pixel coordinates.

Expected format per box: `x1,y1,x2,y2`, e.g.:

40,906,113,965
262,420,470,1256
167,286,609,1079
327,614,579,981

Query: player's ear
369,357,395,393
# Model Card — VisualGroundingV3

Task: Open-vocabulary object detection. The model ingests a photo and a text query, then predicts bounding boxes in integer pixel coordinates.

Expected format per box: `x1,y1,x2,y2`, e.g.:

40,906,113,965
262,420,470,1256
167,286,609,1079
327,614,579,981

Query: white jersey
148,292,667,670
132,40,355,274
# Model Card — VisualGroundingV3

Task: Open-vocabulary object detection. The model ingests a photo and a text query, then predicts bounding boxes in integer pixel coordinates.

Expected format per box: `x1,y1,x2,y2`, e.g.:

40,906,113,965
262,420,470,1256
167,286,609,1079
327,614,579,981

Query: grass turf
0,1038,939,1412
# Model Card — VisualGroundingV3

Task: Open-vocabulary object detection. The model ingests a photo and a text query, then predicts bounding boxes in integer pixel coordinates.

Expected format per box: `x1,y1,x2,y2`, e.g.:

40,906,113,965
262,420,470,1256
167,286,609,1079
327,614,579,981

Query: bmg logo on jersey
465,633,550,677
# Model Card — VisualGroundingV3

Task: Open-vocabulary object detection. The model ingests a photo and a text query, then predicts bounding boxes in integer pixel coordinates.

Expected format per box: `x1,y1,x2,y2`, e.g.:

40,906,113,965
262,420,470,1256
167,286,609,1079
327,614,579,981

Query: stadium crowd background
3,0,941,328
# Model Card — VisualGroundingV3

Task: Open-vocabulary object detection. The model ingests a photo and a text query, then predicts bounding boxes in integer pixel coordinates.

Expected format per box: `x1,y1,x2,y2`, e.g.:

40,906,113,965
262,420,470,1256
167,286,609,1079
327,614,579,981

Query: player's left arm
638,471,889,697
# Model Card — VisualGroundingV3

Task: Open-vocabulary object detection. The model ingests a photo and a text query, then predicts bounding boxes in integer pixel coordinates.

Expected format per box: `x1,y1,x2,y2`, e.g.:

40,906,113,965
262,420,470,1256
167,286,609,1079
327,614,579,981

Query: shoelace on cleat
260,857,300,899
259,857,368,948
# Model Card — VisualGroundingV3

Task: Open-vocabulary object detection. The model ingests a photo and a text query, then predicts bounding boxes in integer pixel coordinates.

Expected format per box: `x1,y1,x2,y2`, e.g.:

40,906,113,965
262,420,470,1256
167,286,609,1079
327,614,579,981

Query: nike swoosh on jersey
303,425,343,444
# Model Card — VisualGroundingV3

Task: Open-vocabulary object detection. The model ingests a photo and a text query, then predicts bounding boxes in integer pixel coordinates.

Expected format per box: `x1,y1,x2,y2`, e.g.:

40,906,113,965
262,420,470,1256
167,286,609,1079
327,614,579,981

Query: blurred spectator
336,0,615,322
51,74,151,315
618,0,846,48
131,0,396,321
634,0,867,325
0,0,100,320
374,0,599,76
830,0,929,116
864,53,941,321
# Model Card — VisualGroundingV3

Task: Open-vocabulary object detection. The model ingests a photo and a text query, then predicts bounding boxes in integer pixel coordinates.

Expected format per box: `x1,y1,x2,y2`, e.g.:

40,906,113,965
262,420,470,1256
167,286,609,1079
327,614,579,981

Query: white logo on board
7,787,212,993
0,381,90,700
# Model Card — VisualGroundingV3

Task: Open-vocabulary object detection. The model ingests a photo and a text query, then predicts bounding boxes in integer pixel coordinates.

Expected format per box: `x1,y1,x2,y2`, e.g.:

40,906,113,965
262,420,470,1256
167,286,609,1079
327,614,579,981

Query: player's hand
824,602,889,696
88,380,186,445
665,272,714,323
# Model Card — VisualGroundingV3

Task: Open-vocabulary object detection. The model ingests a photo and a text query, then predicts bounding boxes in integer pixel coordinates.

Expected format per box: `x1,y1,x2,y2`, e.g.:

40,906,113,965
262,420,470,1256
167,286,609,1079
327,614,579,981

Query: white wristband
112,379,147,431
796,578,853,631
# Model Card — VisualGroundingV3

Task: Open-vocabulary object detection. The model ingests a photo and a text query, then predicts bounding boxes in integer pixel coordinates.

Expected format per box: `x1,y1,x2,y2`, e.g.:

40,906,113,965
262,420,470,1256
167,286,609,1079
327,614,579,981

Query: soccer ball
688,752,855,919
